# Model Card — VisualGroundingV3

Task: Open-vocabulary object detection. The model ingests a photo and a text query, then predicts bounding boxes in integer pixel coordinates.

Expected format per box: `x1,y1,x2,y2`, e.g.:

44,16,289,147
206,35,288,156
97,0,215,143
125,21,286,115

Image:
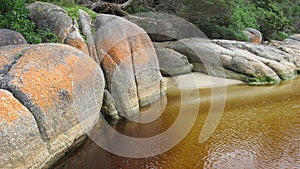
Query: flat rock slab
161,38,299,84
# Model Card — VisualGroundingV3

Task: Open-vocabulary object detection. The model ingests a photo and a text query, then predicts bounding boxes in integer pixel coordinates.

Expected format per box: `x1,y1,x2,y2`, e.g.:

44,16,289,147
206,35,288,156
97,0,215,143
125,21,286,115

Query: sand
166,72,244,89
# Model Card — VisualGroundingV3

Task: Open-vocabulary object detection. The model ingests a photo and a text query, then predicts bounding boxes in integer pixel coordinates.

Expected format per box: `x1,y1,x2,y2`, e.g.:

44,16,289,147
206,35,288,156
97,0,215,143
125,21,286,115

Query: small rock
243,28,262,44
154,44,193,76
0,29,28,47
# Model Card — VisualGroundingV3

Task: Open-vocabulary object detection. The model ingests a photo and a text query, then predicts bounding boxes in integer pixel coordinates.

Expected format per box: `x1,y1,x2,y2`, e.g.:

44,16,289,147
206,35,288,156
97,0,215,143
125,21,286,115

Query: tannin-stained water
53,77,300,169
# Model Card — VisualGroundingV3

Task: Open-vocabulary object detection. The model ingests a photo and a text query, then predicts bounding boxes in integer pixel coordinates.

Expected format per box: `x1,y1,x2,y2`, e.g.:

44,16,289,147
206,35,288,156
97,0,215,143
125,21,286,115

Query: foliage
37,29,59,43
62,5,98,21
1,0,298,43
37,0,78,6
35,0,97,21
0,0,39,43
252,0,290,40
145,0,300,41
0,0,59,43
248,76,279,85
126,0,158,14
0,0,97,44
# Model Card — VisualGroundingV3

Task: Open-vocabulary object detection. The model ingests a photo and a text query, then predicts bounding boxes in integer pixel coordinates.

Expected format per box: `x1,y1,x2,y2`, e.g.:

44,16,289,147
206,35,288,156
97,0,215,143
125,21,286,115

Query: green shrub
254,1,290,40
0,0,40,43
177,0,299,41
37,0,77,6
0,0,59,44
38,29,59,43
62,5,98,21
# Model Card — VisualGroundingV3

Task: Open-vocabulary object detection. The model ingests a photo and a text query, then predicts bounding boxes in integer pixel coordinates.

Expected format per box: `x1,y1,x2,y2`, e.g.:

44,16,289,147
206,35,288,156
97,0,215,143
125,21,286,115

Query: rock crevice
0,44,105,169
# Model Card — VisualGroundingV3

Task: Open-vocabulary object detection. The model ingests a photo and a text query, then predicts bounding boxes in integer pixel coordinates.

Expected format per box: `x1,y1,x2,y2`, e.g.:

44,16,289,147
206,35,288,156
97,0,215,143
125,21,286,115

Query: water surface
53,77,300,169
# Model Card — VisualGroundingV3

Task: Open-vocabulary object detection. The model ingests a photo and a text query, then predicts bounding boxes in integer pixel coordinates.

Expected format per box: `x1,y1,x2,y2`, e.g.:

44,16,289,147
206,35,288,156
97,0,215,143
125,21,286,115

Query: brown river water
53,76,300,169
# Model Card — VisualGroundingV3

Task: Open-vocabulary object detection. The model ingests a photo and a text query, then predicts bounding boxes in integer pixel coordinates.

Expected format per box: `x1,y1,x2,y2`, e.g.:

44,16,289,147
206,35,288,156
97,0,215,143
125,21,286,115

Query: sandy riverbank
166,72,244,89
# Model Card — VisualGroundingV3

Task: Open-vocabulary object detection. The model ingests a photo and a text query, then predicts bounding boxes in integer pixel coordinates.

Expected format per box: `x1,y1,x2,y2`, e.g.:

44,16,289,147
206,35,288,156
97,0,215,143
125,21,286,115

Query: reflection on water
53,77,300,169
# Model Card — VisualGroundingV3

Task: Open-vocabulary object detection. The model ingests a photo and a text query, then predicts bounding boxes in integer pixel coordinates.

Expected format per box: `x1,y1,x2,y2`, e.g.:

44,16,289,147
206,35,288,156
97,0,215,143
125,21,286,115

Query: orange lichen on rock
101,54,118,71
11,63,73,110
1,44,88,115
65,35,89,54
94,14,163,115
129,34,154,66
0,33,105,169
0,89,30,124
0,45,28,73
108,40,132,65
251,34,262,44
2,43,104,116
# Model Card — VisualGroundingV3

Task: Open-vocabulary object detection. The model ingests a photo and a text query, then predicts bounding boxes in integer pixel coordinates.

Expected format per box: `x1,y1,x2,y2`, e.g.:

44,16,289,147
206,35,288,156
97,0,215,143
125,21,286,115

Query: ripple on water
52,78,300,169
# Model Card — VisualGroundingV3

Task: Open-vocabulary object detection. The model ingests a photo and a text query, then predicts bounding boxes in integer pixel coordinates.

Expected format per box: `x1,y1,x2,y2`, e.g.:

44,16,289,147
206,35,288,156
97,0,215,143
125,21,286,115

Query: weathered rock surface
79,9,98,63
154,44,193,76
0,89,50,169
271,39,300,71
159,38,299,84
289,34,300,42
0,44,104,168
101,90,121,121
126,12,206,42
215,40,298,80
27,2,88,53
94,14,166,118
0,45,29,76
243,28,262,44
0,29,28,47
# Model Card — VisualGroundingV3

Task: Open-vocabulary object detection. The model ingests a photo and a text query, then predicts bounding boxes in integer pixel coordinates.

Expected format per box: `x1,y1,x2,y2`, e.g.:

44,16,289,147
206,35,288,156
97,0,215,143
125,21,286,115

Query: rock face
0,29,28,47
289,34,300,42
126,12,206,42
154,44,193,76
79,9,98,62
0,89,50,169
27,2,88,54
94,14,166,118
159,38,299,84
101,90,121,121
271,36,300,70
243,28,262,44
0,44,105,168
214,40,297,81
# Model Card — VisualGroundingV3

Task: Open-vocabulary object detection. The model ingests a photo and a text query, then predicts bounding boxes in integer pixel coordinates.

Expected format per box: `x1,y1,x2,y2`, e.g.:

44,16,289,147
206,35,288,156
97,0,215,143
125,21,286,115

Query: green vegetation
0,0,299,43
248,76,280,85
129,0,299,41
38,0,97,21
178,0,300,41
0,0,95,44
0,0,39,43
0,0,59,43
63,5,97,21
